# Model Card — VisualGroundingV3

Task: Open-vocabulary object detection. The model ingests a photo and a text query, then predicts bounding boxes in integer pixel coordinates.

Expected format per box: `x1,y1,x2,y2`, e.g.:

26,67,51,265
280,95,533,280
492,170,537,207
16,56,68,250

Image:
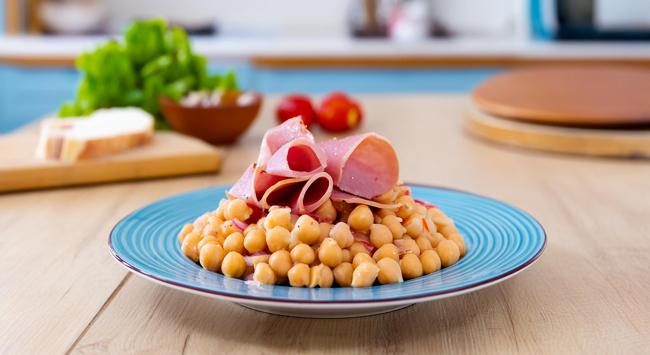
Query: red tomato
317,93,363,132
276,94,316,127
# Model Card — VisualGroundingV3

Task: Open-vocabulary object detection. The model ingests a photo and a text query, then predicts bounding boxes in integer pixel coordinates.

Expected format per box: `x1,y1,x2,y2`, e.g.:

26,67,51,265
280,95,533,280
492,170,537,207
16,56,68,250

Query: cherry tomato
276,94,316,127
317,92,363,132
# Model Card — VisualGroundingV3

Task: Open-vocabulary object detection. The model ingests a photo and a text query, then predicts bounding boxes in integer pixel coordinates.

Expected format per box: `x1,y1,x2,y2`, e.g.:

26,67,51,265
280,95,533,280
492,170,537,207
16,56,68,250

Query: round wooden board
465,104,650,158
472,66,650,127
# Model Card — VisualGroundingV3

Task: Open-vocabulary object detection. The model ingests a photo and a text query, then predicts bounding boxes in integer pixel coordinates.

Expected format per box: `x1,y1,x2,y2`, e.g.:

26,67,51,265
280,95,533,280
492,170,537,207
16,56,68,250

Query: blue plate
109,184,546,318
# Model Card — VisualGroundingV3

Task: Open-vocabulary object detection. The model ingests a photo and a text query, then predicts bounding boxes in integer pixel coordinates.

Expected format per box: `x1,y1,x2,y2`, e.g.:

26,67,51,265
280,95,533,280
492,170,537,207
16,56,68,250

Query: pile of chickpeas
178,185,466,288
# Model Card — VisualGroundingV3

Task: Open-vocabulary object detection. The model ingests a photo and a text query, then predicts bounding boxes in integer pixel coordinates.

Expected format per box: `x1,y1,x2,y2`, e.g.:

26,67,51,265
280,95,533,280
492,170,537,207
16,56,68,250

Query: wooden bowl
160,92,262,145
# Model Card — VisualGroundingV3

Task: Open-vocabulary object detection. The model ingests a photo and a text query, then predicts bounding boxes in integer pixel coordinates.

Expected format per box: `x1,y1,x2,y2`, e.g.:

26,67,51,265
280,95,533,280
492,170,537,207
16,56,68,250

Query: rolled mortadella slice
318,133,399,199
264,137,327,178
330,188,400,210
257,117,314,169
259,177,310,210
289,172,334,214
228,164,285,206
227,164,257,203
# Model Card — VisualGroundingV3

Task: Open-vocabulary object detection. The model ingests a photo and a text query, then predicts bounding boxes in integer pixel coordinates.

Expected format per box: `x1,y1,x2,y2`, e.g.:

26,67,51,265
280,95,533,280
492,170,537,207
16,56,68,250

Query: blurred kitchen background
1,0,650,132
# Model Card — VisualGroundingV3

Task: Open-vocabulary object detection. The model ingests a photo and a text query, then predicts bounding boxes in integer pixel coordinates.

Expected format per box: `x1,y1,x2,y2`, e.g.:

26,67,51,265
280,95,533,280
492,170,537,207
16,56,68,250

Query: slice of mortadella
259,173,333,214
264,137,327,178
319,133,399,199
330,188,400,210
289,172,333,214
257,117,314,169
228,164,285,206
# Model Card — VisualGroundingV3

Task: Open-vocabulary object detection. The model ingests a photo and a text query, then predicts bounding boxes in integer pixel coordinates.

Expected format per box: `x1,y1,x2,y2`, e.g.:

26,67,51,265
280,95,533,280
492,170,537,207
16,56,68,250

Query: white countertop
2,35,650,61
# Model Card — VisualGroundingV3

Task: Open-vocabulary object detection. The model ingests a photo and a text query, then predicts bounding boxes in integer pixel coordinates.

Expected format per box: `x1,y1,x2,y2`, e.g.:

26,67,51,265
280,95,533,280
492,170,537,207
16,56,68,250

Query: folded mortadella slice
330,188,400,210
289,172,333,214
259,177,310,209
319,133,399,199
265,137,327,178
257,117,314,169
228,164,284,205
227,164,257,203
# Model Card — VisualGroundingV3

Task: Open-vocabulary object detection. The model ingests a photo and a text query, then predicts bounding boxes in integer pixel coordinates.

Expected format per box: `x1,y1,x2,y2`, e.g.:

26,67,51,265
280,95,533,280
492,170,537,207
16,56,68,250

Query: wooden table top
2,95,649,354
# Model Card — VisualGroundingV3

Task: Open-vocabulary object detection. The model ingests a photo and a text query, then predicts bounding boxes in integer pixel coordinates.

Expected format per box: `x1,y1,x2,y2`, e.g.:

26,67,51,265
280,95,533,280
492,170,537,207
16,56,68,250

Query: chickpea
221,220,241,237
373,243,399,262
396,195,416,219
404,215,424,238
439,224,458,239
377,258,403,284
330,222,354,248
415,236,433,252
243,228,266,254
351,262,380,287
448,233,466,256
377,208,397,218
382,215,406,239
253,262,276,285
193,212,211,230
178,224,194,242
396,238,420,256
318,238,343,268
214,199,228,220
198,235,221,250
309,264,334,288
288,263,311,287
290,243,316,264
425,232,445,248
292,215,320,245
243,223,258,236
319,222,333,243
269,250,292,277
427,207,444,218
353,253,376,269
423,215,438,234
256,217,266,229
199,244,226,272
414,203,427,216
420,250,441,274
266,226,290,252
181,232,201,262
349,242,370,259
264,207,292,231
333,262,353,287
338,249,351,263
314,199,337,223
224,199,253,221
221,252,246,278
374,188,398,204
348,205,373,231
396,185,411,197
369,224,392,248
223,232,245,254
400,253,423,279
436,239,460,267
433,215,455,229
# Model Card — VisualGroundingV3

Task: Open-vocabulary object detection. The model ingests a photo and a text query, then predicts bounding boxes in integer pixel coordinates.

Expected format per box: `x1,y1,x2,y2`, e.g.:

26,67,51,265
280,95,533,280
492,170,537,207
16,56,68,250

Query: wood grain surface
472,66,650,127
465,105,650,158
1,95,649,355
0,129,223,192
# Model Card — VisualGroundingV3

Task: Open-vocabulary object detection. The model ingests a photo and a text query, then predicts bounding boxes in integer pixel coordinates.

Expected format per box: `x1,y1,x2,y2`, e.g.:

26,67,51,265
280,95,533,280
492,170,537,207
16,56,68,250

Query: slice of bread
36,108,155,161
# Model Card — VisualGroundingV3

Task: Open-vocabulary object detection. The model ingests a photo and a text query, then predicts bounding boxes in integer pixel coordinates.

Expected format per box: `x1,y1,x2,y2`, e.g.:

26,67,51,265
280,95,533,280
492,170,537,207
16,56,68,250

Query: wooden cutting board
465,104,650,158
0,128,222,193
472,66,650,127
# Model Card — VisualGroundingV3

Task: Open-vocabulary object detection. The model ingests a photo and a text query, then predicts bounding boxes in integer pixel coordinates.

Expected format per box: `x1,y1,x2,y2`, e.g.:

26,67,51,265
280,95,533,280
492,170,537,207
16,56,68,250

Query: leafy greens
59,19,238,126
